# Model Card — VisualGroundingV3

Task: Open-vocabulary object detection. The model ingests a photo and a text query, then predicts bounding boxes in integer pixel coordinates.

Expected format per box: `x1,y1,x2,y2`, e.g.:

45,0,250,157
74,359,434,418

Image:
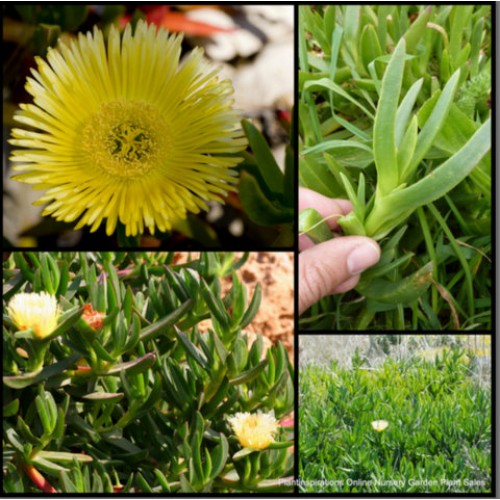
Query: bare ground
176,252,294,363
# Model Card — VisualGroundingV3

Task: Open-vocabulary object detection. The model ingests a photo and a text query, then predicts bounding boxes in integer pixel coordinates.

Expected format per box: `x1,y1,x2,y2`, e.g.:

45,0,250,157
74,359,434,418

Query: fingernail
347,242,380,275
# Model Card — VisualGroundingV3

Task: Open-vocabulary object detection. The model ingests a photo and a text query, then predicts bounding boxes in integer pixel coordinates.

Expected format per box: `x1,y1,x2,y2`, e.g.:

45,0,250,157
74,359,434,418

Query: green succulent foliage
299,5,491,330
15,5,88,31
299,347,491,493
13,5,88,57
239,118,295,246
3,252,294,493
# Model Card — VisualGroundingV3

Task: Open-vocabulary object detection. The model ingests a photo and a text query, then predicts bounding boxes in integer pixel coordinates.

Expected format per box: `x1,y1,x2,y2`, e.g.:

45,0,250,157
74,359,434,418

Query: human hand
299,188,381,315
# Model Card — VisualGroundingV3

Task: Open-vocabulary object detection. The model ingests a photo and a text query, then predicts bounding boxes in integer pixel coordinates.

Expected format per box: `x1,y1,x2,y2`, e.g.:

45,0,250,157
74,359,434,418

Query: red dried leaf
118,14,132,29
158,12,235,36
145,5,235,36
276,109,292,124
82,304,105,330
119,6,236,37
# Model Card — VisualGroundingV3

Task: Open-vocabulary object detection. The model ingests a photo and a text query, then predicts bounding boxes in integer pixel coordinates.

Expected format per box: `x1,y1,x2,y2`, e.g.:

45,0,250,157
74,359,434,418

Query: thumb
299,236,381,314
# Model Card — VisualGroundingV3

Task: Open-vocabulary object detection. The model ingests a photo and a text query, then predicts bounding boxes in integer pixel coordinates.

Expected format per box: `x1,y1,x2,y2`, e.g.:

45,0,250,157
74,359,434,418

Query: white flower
7,292,59,339
371,420,389,432
228,410,278,450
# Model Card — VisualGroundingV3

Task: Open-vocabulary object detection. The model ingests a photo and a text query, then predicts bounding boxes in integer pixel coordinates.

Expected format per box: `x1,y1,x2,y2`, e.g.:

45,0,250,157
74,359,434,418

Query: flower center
247,416,259,429
109,122,152,162
83,101,169,178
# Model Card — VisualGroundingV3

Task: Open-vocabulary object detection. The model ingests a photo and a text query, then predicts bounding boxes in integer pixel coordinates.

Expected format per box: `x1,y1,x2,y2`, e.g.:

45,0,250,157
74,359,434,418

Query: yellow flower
371,420,389,432
228,411,278,450
9,20,246,237
7,292,60,339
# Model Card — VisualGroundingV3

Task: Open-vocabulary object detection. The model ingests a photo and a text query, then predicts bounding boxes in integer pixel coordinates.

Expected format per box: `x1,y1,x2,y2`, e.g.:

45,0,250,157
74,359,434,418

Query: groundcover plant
298,5,492,330
299,336,491,493
2,252,294,493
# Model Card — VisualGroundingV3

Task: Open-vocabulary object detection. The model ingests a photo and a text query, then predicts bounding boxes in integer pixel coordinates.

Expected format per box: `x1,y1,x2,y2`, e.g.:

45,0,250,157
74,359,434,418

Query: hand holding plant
298,188,380,314
299,5,491,330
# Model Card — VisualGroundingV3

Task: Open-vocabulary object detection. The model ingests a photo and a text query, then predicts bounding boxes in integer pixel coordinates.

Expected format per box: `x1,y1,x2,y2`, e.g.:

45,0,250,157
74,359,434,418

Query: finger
299,236,381,314
299,233,315,251
331,275,360,295
299,187,352,231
